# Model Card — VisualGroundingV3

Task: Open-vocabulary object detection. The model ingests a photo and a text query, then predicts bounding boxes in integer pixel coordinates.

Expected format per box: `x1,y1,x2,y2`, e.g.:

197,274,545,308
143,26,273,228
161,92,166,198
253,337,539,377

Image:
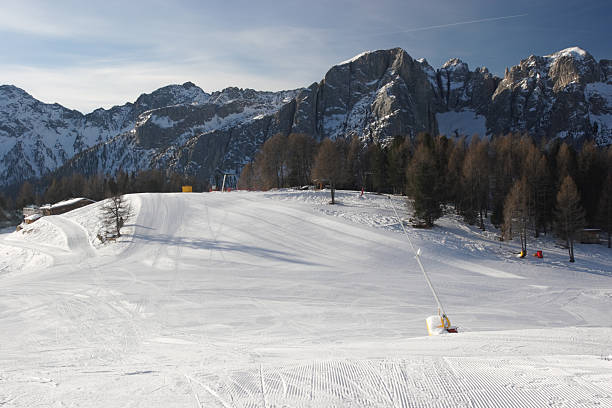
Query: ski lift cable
387,196,447,318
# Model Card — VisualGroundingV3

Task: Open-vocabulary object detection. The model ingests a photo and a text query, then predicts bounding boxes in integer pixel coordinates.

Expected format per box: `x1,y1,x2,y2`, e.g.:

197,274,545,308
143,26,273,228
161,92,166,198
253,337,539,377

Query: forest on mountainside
5,170,207,212
238,133,612,248
2,131,611,251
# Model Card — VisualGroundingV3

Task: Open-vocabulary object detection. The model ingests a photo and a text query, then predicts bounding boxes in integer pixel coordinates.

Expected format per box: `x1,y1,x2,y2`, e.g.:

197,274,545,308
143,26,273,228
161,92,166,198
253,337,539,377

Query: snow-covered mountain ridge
2,46,611,187
0,82,299,186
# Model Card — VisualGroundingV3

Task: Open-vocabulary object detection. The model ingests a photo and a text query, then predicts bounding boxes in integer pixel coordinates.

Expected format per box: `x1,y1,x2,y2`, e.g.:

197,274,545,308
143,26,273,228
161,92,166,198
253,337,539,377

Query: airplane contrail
367,14,528,37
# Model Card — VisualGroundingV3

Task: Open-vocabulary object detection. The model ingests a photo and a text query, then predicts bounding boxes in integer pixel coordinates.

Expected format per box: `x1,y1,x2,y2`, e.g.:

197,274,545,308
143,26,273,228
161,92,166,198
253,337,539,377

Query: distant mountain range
1,46,610,187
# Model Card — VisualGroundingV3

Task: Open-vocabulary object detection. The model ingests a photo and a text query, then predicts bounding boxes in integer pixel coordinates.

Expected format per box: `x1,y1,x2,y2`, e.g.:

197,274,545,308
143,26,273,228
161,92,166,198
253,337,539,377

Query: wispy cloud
1,1,608,113
0,56,317,113
0,16,338,113
363,14,529,37
0,2,108,38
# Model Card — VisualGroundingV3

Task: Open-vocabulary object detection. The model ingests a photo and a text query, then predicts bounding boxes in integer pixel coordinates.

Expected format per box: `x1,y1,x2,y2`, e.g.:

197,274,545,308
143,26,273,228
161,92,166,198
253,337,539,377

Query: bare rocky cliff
2,47,611,187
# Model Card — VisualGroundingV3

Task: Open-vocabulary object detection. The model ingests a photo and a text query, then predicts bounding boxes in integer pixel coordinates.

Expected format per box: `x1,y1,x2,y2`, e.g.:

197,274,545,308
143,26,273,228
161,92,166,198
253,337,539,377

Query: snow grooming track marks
43,215,96,259
1,190,612,407
445,356,612,408
122,194,192,331
186,373,233,408
199,358,612,407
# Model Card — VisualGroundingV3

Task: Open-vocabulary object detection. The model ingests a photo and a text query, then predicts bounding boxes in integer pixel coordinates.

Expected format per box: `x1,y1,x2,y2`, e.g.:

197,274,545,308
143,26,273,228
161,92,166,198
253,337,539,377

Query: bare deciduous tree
554,176,586,262
312,139,342,204
598,171,612,248
461,136,489,229
286,133,316,187
237,162,255,190
254,133,287,189
503,178,531,256
99,194,133,241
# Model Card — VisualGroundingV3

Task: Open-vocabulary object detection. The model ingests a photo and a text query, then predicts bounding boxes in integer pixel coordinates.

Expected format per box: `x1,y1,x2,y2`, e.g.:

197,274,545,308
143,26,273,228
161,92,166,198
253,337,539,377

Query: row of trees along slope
11,169,207,211
238,132,612,260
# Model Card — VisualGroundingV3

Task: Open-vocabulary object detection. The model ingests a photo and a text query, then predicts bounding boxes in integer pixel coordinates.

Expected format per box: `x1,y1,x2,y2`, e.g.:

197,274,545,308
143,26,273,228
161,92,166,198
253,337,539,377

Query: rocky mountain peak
2,46,610,190
335,50,376,66
441,58,469,72
545,46,600,89
210,87,256,104
546,46,590,60
134,82,211,109
181,81,198,89
0,84,33,100
334,48,408,71
474,66,490,74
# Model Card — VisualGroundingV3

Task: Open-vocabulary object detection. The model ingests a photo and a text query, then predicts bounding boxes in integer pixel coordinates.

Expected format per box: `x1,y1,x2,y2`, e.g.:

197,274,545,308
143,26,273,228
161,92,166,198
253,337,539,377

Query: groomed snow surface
1,190,611,407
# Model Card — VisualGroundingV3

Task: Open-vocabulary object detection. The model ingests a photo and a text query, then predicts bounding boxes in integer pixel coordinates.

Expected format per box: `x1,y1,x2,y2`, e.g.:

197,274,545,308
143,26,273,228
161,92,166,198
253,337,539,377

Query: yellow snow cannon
386,196,459,336
415,248,458,336
426,313,458,336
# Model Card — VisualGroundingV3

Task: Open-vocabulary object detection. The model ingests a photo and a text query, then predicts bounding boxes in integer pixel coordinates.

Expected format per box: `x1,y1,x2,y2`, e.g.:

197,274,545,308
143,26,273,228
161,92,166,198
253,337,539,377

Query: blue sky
1,0,610,113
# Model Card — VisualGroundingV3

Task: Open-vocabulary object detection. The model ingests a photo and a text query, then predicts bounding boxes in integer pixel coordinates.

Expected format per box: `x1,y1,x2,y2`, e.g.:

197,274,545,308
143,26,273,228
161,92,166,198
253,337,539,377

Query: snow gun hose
387,196,453,329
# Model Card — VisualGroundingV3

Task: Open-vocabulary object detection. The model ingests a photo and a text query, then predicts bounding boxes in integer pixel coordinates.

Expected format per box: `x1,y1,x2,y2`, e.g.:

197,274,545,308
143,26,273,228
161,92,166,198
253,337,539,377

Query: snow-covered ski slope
1,190,611,407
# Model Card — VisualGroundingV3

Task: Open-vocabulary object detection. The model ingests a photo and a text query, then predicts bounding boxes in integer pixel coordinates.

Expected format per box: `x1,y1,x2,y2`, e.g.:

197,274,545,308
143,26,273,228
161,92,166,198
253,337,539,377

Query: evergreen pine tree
387,136,411,195
407,142,443,227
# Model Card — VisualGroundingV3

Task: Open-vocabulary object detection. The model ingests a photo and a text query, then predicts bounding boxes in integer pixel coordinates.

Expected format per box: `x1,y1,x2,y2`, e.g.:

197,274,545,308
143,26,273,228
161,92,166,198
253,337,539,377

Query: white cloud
0,2,110,38
0,2,545,113
0,10,339,112
0,59,314,113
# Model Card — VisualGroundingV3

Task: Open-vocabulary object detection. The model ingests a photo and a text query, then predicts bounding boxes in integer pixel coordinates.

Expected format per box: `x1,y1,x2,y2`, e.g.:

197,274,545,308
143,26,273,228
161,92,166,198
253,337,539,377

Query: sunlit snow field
1,190,611,407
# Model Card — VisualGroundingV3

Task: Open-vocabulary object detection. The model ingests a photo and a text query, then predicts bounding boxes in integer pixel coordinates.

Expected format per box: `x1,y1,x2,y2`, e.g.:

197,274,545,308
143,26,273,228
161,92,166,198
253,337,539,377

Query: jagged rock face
600,60,612,83
0,82,299,186
2,46,611,188
58,87,301,181
0,82,212,186
489,48,610,144
438,58,470,110
288,48,438,143
436,60,499,114
165,47,610,178
135,102,248,149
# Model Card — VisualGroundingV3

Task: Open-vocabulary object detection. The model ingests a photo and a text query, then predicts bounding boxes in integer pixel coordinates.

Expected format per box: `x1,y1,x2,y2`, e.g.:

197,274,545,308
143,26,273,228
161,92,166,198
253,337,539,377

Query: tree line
238,132,612,253
9,169,207,211
2,131,610,257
